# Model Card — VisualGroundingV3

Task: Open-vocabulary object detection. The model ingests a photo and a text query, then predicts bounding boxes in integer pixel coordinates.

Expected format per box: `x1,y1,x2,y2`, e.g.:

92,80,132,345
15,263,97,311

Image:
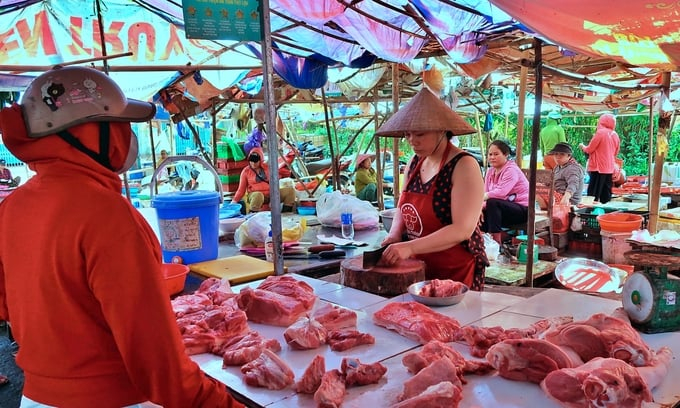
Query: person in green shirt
540,111,566,170
354,153,377,202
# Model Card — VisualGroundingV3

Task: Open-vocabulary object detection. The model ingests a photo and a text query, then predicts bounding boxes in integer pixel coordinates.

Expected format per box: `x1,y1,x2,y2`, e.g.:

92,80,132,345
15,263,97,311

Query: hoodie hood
597,113,616,130
0,104,133,187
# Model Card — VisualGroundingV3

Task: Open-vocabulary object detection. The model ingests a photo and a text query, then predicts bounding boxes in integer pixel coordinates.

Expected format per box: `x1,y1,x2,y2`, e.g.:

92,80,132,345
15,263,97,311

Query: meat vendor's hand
382,242,414,265
380,234,401,247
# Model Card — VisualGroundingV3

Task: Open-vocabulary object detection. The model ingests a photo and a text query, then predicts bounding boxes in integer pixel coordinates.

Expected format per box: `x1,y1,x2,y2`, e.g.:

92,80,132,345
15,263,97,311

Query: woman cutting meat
378,88,488,290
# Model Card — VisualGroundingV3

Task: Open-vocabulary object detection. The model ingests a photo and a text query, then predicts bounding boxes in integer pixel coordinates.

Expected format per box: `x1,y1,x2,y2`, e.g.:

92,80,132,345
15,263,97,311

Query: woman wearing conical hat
377,88,488,290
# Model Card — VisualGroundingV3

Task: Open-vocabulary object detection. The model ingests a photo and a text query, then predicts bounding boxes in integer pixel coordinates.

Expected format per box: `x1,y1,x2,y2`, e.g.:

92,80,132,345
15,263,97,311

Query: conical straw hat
375,88,476,137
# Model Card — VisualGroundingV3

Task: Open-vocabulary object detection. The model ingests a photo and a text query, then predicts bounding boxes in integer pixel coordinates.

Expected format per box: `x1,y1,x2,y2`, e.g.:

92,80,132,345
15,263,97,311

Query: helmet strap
57,122,114,171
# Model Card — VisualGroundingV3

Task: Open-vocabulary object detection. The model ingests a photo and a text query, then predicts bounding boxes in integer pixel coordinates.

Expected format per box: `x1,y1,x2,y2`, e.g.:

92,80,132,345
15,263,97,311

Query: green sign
182,0,262,41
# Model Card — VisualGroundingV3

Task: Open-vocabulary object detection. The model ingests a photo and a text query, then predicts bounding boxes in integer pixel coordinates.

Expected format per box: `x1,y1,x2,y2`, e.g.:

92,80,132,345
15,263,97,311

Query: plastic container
297,206,316,215
596,212,643,233
601,230,634,264
265,229,274,262
152,190,221,264
161,263,189,296
380,208,397,232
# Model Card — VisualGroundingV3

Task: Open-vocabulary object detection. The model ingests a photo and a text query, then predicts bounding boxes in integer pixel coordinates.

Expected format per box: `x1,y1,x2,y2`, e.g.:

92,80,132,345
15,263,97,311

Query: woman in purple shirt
482,140,530,243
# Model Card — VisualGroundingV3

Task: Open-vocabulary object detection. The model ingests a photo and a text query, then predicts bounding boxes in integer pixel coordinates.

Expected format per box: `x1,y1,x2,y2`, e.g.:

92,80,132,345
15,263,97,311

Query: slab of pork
398,357,462,402
295,355,326,394
327,329,375,352
240,348,294,390
314,369,346,408
218,331,281,366
340,357,387,387
401,340,494,384
256,275,317,309
312,302,358,331
543,313,654,366
373,301,461,344
392,381,461,408
236,287,310,327
541,357,653,408
284,316,327,350
486,338,578,383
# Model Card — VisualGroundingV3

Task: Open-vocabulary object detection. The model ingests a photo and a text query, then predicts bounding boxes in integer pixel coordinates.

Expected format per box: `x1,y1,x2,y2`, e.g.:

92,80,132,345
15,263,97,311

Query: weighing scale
622,245,680,334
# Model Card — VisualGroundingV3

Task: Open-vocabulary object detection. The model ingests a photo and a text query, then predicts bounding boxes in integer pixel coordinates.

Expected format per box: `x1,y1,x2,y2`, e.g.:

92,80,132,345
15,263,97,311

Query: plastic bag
225,137,246,161
234,212,305,248
483,233,500,259
552,204,570,233
316,191,379,230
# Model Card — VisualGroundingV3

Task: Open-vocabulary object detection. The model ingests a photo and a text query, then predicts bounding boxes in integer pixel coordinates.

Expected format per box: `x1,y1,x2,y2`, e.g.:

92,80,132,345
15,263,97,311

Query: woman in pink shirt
579,113,620,204
482,140,530,243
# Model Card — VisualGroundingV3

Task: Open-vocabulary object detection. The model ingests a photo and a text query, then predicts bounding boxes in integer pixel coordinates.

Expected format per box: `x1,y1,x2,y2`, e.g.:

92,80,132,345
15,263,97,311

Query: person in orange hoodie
0,66,244,408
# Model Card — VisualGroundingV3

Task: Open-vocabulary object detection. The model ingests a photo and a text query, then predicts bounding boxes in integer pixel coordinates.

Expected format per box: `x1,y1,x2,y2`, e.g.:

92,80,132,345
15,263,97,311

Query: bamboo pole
524,38,543,288
392,64,401,204
647,96,655,196
516,65,529,169
320,88,340,191
475,112,486,168
649,73,672,233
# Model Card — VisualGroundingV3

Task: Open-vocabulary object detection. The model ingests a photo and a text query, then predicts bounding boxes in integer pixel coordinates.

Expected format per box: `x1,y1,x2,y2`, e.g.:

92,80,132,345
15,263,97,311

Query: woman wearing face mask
0,66,244,408
549,142,585,205
378,88,488,291
482,140,530,244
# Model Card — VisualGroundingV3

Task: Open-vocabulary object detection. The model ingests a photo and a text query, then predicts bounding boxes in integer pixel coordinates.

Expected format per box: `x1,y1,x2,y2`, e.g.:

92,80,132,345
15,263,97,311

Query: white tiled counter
195,278,680,407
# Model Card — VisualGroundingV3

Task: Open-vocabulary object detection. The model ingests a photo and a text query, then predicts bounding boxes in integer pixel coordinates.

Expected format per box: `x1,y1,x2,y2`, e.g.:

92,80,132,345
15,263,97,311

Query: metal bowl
407,280,468,307
555,257,621,293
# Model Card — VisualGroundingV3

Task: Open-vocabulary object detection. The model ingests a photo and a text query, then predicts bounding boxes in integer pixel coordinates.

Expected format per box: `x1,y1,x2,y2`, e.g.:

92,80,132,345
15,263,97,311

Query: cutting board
188,255,282,284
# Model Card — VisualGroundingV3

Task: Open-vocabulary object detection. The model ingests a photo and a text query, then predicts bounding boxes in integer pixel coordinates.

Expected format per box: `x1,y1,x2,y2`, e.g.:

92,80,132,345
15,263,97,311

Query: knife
285,250,346,260
362,246,387,269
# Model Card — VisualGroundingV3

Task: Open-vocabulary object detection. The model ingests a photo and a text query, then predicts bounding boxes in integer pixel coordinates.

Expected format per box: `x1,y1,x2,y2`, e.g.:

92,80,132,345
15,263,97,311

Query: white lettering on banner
159,217,203,252
0,5,223,66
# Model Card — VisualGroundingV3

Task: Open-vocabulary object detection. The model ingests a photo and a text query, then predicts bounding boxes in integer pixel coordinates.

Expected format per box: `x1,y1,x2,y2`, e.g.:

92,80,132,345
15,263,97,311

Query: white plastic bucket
600,230,633,265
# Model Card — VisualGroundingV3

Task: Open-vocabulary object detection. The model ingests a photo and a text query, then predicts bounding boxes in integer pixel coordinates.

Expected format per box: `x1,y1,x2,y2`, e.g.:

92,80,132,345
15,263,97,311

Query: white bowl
407,280,468,307
219,217,245,235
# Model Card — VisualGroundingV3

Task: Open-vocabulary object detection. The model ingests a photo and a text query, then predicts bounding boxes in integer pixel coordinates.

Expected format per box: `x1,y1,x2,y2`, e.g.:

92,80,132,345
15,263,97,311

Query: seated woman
482,140,530,243
354,153,377,202
231,148,296,213
549,142,584,205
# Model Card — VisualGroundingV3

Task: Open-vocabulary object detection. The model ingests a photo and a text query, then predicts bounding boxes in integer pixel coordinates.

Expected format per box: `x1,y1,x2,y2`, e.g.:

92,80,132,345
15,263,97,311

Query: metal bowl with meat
407,279,468,307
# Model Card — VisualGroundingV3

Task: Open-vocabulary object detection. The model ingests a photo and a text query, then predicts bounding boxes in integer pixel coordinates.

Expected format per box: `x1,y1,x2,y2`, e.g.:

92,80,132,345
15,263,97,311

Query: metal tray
407,280,468,306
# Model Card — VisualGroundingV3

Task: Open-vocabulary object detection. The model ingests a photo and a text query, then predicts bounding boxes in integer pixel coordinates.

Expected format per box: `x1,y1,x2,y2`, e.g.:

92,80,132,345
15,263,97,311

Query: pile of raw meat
170,275,385,405
373,301,673,407
417,279,467,297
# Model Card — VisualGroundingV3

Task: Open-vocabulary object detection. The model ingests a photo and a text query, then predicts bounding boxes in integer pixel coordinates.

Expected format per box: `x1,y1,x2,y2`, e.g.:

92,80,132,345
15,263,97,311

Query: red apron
399,144,476,287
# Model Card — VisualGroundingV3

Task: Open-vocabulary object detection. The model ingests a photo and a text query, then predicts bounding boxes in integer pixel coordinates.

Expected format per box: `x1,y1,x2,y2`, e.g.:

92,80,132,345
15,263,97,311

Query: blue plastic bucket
152,190,220,264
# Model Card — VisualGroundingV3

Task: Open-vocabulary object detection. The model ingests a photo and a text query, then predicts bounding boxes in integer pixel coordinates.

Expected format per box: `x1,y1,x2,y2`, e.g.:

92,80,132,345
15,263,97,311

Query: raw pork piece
340,357,387,387
256,275,317,309
402,340,494,384
543,313,654,366
284,316,327,350
393,381,461,408
314,369,346,408
637,346,673,390
295,355,326,394
541,357,653,408
171,292,213,317
486,338,578,383
218,331,282,366
373,301,461,344
418,279,466,297
196,277,236,305
457,315,573,357
237,287,309,326
312,302,358,331
176,305,249,355
326,329,375,352
240,348,294,390
398,357,462,402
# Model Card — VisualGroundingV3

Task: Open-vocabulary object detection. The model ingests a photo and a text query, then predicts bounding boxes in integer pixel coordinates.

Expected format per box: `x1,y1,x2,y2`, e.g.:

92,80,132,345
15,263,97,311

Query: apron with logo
399,143,480,288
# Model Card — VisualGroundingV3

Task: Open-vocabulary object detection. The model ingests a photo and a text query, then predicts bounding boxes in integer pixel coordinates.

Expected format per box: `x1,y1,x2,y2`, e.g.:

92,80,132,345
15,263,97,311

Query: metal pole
260,0,284,274
391,64,400,204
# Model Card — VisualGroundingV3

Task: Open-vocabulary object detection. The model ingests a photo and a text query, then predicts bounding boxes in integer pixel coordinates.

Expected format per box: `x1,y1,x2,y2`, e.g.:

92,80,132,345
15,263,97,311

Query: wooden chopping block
340,255,426,296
